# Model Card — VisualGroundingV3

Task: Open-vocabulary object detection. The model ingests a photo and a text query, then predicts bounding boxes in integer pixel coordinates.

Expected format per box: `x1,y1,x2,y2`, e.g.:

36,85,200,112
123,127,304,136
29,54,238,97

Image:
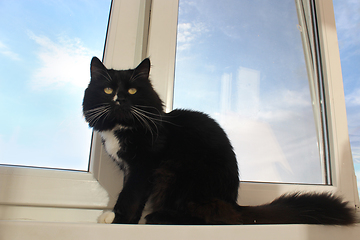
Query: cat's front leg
99,170,153,224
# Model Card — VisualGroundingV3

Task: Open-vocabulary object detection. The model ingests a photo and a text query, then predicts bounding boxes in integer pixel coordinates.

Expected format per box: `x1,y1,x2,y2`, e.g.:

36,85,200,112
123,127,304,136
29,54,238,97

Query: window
146,0,359,206
1,0,359,236
0,0,111,170
0,0,113,223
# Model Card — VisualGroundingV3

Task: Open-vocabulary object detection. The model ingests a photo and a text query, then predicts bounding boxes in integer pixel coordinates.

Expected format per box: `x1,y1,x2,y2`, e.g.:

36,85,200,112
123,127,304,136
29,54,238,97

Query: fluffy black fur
83,57,356,225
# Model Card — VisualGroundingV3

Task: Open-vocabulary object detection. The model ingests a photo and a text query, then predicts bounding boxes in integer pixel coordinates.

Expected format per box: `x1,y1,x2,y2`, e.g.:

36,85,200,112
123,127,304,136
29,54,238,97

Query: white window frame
144,0,360,208
1,0,359,239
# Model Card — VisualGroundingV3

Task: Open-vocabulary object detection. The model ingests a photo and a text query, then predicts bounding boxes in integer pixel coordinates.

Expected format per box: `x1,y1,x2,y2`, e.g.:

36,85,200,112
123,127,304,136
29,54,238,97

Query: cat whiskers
84,105,111,126
134,105,179,126
130,106,162,143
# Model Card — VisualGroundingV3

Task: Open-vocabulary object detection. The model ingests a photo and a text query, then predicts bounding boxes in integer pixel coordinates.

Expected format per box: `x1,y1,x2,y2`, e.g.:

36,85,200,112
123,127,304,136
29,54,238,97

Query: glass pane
333,0,360,196
0,1,111,170
173,0,324,183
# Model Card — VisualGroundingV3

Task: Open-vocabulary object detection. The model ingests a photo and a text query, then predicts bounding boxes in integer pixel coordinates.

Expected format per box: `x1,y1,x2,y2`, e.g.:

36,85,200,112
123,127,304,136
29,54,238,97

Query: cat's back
164,109,234,152
166,109,224,134
166,109,216,126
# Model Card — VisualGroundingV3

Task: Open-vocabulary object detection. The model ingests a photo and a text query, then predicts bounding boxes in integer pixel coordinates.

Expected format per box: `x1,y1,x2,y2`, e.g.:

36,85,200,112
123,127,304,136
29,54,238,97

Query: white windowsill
0,221,359,240
0,165,112,223
0,166,109,209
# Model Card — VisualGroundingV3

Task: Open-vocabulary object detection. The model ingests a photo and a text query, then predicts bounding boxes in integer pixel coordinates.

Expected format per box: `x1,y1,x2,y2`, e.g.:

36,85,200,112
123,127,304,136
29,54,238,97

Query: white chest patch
99,125,127,162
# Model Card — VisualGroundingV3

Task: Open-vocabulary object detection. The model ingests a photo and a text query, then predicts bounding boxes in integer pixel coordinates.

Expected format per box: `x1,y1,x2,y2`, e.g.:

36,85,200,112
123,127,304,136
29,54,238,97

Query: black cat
83,57,356,225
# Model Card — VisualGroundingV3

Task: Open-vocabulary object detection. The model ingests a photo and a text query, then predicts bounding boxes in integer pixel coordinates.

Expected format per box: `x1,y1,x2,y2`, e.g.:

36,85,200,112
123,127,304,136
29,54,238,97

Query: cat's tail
238,192,357,225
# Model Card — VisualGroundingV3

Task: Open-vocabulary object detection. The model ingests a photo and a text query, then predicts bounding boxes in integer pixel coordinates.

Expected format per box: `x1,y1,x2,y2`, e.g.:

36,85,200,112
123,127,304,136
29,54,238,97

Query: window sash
296,0,331,184
145,0,359,208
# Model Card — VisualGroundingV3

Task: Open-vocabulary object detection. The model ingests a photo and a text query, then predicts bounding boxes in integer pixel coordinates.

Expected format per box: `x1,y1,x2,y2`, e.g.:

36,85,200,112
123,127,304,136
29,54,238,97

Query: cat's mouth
111,108,136,126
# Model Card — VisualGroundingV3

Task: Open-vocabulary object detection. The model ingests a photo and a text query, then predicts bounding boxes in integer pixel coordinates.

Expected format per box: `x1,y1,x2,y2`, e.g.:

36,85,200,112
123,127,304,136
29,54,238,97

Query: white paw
98,211,115,224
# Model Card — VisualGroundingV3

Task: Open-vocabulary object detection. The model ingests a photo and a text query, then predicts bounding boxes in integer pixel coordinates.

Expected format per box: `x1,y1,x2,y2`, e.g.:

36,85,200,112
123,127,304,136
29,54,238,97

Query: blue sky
0,0,358,192
0,0,111,170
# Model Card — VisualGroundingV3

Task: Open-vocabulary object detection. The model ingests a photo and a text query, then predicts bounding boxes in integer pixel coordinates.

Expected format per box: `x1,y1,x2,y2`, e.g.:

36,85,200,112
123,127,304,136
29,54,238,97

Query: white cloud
177,22,208,51
282,89,312,108
0,40,21,61
334,0,360,52
251,88,312,122
345,88,360,106
177,23,194,43
28,31,100,90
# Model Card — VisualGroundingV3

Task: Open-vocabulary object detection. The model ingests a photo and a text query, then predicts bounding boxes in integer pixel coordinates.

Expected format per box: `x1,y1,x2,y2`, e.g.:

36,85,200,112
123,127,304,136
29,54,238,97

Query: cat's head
82,57,163,131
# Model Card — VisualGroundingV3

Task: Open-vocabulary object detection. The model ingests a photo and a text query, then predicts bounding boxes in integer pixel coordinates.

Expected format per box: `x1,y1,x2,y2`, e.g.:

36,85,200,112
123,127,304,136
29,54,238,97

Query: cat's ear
90,57,108,79
133,58,150,80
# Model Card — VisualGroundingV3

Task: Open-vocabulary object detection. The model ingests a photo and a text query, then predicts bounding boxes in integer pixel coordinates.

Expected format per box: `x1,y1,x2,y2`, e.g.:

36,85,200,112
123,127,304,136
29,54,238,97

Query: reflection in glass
173,0,323,183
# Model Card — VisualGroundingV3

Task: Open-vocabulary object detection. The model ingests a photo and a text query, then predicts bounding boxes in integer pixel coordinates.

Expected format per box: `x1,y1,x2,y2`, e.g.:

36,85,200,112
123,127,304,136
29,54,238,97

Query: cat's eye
128,88,137,95
104,87,113,94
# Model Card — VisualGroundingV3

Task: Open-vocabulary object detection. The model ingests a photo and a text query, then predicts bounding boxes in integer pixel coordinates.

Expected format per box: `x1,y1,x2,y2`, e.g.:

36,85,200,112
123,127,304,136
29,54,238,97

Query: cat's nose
116,97,126,105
